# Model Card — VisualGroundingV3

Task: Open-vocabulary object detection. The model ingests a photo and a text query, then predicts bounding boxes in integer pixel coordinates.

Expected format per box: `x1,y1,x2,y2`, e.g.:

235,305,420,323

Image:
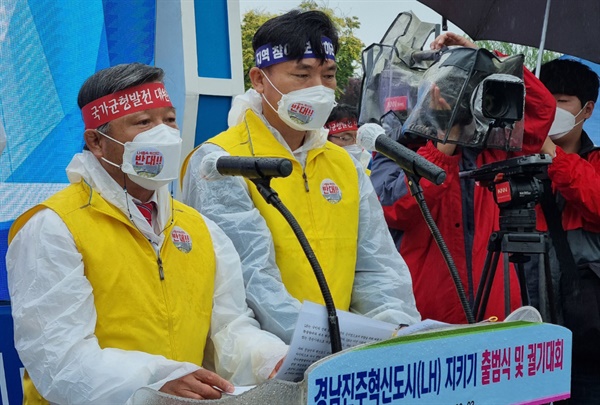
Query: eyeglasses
327,134,356,145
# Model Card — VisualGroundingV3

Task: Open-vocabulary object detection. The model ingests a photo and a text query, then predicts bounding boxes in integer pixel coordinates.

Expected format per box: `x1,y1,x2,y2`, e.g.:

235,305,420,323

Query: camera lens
483,92,509,118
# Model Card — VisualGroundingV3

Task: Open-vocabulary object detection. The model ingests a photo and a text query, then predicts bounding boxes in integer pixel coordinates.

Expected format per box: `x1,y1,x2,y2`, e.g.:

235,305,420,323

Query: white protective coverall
6,151,288,404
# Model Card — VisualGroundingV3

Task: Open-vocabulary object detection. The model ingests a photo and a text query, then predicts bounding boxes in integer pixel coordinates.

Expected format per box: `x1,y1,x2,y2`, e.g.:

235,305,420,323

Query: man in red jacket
370,32,556,324
536,58,600,405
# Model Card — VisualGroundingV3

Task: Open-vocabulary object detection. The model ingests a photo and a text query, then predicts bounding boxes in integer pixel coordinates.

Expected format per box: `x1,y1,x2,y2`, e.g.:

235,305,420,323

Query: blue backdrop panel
0,306,21,404
194,0,232,79
195,95,233,146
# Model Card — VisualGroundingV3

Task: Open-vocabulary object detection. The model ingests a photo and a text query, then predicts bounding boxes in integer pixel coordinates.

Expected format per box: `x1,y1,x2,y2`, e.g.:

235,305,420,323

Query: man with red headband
324,104,372,171
181,10,420,345
6,63,287,404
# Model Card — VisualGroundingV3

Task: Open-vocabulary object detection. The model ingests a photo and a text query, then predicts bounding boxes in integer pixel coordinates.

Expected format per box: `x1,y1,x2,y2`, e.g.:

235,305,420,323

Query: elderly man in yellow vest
181,10,421,344
6,63,287,404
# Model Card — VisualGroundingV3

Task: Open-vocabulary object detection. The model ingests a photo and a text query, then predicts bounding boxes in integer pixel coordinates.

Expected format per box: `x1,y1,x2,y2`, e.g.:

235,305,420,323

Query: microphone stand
405,172,475,324
250,176,343,354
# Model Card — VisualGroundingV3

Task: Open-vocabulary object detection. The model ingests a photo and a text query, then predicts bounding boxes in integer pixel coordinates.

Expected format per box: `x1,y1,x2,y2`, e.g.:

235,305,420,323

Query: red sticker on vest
171,226,192,253
320,179,342,204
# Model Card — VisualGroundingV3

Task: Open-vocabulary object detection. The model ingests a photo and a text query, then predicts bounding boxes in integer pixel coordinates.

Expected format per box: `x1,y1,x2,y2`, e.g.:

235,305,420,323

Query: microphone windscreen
356,123,386,151
199,151,230,181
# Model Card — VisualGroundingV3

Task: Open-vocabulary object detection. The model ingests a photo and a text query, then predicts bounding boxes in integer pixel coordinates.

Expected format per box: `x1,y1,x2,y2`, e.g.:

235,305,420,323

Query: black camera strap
540,180,578,276
549,133,600,273
539,179,578,327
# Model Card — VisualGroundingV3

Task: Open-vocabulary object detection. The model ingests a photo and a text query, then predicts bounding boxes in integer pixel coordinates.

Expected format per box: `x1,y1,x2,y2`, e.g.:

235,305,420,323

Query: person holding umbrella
534,58,600,404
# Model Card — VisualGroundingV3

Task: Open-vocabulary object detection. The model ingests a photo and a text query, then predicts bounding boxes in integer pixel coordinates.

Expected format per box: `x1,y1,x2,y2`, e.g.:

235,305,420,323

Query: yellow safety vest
201,109,360,310
9,181,216,404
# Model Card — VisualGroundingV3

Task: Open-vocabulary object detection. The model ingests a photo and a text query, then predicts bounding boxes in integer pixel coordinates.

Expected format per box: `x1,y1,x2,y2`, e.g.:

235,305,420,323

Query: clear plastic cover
403,48,525,150
359,12,526,151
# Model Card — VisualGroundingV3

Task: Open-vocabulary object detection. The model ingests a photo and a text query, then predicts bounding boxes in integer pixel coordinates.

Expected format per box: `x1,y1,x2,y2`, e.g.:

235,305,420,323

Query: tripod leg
515,262,530,306
476,250,501,322
541,252,557,324
504,252,511,318
474,248,494,319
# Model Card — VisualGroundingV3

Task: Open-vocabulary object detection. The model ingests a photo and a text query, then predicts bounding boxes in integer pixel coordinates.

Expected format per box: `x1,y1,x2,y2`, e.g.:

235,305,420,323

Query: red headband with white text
81,82,173,129
325,118,358,135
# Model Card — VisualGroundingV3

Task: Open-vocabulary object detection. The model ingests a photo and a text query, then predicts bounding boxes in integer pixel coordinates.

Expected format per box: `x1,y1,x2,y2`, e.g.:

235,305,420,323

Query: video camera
402,47,526,151
358,12,526,151
460,154,552,232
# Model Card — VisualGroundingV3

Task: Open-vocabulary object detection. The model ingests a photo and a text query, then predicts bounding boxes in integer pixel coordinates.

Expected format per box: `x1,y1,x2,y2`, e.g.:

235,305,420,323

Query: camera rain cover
358,11,439,144
403,47,525,150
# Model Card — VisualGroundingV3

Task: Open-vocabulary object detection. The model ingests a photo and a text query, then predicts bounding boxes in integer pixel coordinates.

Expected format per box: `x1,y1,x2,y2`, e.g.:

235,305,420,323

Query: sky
238,0,464,48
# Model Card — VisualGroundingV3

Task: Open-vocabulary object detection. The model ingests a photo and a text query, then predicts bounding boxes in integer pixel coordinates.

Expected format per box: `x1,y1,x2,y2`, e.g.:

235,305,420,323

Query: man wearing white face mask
6,63,287,404
324,103,372,172
181,10,420,345
534,59,600,404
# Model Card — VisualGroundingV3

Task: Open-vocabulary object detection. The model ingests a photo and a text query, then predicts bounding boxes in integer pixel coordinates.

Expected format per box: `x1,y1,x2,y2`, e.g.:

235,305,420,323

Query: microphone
357,123,446,185
210,155,293,179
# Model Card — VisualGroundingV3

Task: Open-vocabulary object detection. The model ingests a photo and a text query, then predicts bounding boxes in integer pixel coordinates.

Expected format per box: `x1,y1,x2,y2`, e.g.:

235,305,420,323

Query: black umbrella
418,0,600,65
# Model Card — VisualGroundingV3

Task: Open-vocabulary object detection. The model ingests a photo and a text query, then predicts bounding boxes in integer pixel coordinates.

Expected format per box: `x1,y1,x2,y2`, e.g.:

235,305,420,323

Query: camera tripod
472,204,557,323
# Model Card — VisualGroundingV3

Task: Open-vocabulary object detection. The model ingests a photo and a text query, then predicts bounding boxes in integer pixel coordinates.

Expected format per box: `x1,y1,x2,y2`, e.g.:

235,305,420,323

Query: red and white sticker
131,147,164,178
171,226,192,253
321,179,342,204
384,96,408,113
495,182,512,204
288,102,315,125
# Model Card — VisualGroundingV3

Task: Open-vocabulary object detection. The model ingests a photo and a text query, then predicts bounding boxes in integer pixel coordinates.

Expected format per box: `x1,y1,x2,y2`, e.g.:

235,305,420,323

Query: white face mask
343,144,372,170
99,124,182,190
261,71,336,131
548,103,587,140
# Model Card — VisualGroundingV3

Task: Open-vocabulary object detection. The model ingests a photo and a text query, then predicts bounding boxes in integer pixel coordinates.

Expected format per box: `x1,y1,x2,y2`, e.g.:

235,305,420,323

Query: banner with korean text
306,322,571,405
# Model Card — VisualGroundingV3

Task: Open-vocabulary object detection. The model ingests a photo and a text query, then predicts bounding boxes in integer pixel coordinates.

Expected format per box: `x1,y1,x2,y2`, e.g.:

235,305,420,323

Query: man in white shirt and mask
6,63,287,404
181,10,420,345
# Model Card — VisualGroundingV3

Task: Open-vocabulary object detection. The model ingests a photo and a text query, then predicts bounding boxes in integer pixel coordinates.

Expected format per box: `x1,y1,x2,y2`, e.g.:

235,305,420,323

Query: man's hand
428,84,458,156
540,136,557,158
430,84,452,111
430,32,477,50
268,357,286,379
160,369,234,399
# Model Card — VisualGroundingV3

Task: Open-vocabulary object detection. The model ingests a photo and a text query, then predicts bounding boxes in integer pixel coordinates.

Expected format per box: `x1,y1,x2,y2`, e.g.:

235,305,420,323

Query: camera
460,154,552,232
471,74,524,127
401,47,526,151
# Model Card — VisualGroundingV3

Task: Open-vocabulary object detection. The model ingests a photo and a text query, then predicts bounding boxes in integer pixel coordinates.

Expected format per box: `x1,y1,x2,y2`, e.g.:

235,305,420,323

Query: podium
130,321,571,405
